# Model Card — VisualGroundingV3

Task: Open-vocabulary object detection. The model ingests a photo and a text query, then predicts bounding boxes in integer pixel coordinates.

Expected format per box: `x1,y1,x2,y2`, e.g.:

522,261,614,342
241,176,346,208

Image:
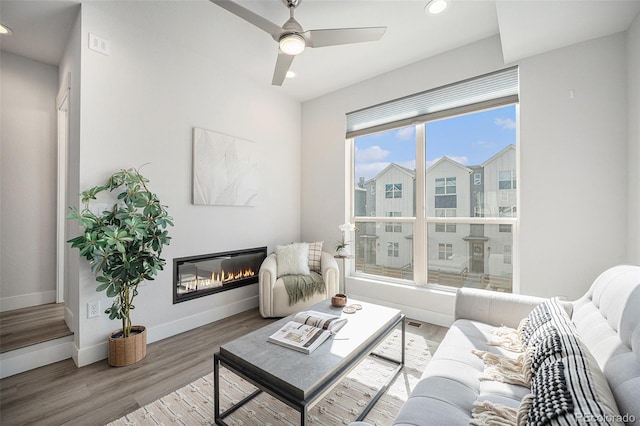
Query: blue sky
355,105,516,181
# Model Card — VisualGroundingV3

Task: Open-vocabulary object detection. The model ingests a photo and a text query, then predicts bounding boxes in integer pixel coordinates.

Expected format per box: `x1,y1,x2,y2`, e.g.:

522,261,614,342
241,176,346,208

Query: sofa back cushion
571,265,640,423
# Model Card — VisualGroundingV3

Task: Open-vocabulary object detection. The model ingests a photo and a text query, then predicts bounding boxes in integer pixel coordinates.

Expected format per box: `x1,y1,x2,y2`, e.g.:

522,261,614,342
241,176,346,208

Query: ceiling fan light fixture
425,0,448,15
279,33,305,55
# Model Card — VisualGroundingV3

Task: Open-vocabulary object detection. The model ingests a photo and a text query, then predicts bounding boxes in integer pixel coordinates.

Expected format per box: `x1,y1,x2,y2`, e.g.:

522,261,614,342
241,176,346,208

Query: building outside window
504,245,512,264
385,183,403,198
499,206,517,217
435,208,456,232
499,170,516,190
385,212,402,232
436,177,456,195
438,243,453,260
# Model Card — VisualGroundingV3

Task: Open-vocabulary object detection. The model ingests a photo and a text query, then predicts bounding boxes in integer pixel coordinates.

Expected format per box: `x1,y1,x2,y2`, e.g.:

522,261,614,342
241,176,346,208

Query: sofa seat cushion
393,319,529,426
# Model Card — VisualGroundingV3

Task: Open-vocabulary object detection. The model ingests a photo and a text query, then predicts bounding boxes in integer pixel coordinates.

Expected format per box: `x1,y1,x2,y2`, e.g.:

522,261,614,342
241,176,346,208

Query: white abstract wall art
192,127,258,206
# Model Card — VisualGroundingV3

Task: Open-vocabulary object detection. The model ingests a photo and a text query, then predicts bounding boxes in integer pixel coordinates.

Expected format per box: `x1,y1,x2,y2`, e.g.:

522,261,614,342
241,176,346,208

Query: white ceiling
1,0,639,102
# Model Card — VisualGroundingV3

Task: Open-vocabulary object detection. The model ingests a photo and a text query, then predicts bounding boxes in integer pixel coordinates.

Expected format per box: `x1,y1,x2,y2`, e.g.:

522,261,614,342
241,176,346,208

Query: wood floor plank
0,303,73,353
0,308,274,425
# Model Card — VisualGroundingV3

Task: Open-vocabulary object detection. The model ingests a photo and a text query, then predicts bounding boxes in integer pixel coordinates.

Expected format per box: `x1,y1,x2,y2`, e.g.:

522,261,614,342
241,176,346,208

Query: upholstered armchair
259,243,339,318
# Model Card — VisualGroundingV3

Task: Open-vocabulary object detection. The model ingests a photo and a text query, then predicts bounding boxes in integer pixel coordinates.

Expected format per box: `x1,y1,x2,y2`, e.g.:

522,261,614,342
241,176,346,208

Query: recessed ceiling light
286,71,296,79
0,24,13,35
425,0,448,15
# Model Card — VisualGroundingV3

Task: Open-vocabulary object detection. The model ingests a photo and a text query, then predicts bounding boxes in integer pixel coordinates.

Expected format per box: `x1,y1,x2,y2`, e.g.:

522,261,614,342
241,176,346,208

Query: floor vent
407,321,422,328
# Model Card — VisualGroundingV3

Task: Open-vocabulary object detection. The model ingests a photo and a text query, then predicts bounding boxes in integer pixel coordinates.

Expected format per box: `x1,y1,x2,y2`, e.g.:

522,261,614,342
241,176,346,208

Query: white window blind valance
346,66,519,138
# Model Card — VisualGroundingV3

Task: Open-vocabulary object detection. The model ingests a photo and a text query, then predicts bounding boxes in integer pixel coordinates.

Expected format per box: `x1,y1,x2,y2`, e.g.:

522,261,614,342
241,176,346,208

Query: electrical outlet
88,33,111,55
88,301,100,318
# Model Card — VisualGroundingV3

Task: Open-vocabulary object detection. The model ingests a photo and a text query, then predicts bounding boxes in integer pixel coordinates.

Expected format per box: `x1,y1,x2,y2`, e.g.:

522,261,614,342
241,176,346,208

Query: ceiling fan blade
272,49,295,86
210,0,283,40
306,26,386,48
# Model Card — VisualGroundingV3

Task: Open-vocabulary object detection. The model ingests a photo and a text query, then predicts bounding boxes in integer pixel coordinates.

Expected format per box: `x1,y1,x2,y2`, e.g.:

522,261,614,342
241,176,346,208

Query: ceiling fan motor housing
282,0,302,8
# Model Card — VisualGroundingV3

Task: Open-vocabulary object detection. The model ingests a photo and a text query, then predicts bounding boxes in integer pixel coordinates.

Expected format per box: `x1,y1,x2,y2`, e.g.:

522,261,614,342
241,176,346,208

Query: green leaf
96,281,110,292
106,284,118,298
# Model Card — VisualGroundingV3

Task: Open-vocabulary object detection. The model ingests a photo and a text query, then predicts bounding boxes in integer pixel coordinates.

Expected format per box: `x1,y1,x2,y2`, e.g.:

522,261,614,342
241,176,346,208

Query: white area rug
109,321,440,425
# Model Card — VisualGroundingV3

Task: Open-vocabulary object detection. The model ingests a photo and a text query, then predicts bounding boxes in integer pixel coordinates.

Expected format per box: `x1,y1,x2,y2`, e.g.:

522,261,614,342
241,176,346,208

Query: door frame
56,73,70,304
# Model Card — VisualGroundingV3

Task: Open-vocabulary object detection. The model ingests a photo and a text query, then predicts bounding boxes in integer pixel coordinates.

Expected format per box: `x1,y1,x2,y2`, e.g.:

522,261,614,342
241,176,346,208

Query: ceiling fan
210,0,387,86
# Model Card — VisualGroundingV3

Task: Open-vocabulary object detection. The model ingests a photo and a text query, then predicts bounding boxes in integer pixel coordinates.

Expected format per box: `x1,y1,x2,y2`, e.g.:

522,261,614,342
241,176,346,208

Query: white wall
628,13,640,265
0,52,58,311
71,3,302,366
518,33,628,298
301,32,632,325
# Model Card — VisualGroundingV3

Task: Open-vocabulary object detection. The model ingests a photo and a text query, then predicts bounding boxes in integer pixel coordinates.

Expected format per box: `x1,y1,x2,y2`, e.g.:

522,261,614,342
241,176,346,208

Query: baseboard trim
0,291,57,312
74,295,259,367
345,277,456,328
347,293,454,328
0,335,74,379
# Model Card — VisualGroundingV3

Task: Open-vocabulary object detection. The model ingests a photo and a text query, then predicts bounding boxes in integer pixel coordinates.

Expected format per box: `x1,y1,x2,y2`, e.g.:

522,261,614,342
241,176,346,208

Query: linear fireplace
173,246,267,304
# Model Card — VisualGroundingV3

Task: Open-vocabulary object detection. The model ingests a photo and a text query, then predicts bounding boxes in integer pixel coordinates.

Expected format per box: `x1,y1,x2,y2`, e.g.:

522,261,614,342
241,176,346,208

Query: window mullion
414,123,427,286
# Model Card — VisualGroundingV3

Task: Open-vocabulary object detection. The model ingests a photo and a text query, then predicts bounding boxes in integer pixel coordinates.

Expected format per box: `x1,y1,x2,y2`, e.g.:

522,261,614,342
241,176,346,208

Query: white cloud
397,160,416,171
355,160,416,181
395,127,414,141
355,162,390,180
495,117,516,129
355,145,390,163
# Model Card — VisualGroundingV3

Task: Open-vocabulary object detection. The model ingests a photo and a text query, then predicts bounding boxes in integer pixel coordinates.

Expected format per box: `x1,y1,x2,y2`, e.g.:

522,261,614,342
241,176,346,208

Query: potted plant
67,167,173,366
335,222,356,257
334,239,351,257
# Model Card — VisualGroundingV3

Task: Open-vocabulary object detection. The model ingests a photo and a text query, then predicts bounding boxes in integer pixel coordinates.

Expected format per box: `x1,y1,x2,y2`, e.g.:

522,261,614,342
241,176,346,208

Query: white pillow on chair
275,243,310,277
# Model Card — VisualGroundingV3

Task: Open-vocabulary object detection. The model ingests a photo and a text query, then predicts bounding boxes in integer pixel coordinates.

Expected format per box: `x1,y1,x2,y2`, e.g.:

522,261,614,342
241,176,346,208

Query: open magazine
268,310,348,354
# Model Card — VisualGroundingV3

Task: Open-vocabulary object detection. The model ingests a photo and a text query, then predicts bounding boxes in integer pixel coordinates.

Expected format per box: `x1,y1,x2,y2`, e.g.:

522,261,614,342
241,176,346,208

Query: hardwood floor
0,308,276,426
0,303,73,353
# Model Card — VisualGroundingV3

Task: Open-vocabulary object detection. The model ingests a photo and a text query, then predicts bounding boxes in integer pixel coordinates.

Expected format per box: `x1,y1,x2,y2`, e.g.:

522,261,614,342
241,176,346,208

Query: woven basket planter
108,325,147,367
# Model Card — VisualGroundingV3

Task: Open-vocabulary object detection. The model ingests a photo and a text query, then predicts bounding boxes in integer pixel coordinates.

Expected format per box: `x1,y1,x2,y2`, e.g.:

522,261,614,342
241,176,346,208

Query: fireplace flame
181,267,256,293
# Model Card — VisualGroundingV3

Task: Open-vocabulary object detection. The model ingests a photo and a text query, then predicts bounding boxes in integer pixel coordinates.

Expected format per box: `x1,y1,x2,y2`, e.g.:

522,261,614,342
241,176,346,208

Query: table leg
214,353,221,424
401,316,406,366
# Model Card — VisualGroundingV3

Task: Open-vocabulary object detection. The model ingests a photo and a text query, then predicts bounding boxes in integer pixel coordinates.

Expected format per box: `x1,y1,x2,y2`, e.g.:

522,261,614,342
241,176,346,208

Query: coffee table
214,299,405,425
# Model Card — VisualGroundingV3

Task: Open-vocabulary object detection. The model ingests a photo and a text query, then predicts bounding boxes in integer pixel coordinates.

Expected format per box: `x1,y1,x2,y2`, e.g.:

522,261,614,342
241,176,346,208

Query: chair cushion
275,243,310,276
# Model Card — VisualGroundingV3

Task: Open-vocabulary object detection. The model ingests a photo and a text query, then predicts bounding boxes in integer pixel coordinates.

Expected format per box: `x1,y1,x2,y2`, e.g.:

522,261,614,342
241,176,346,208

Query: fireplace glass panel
174,247,267,303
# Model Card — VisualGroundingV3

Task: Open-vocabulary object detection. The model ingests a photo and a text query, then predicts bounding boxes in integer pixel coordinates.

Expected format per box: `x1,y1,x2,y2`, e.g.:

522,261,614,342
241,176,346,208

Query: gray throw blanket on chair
281,272,326,306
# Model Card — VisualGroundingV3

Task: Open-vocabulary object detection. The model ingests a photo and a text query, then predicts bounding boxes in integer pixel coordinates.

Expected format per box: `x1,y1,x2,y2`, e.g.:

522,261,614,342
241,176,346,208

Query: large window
351,103,517,292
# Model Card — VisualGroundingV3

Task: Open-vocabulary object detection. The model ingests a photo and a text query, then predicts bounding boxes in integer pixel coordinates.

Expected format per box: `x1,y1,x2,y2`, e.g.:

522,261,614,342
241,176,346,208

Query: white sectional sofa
357,264,640,425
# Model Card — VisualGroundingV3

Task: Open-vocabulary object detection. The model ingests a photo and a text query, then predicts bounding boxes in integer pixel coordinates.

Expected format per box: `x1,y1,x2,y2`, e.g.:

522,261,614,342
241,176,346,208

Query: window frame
349,104,519,291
